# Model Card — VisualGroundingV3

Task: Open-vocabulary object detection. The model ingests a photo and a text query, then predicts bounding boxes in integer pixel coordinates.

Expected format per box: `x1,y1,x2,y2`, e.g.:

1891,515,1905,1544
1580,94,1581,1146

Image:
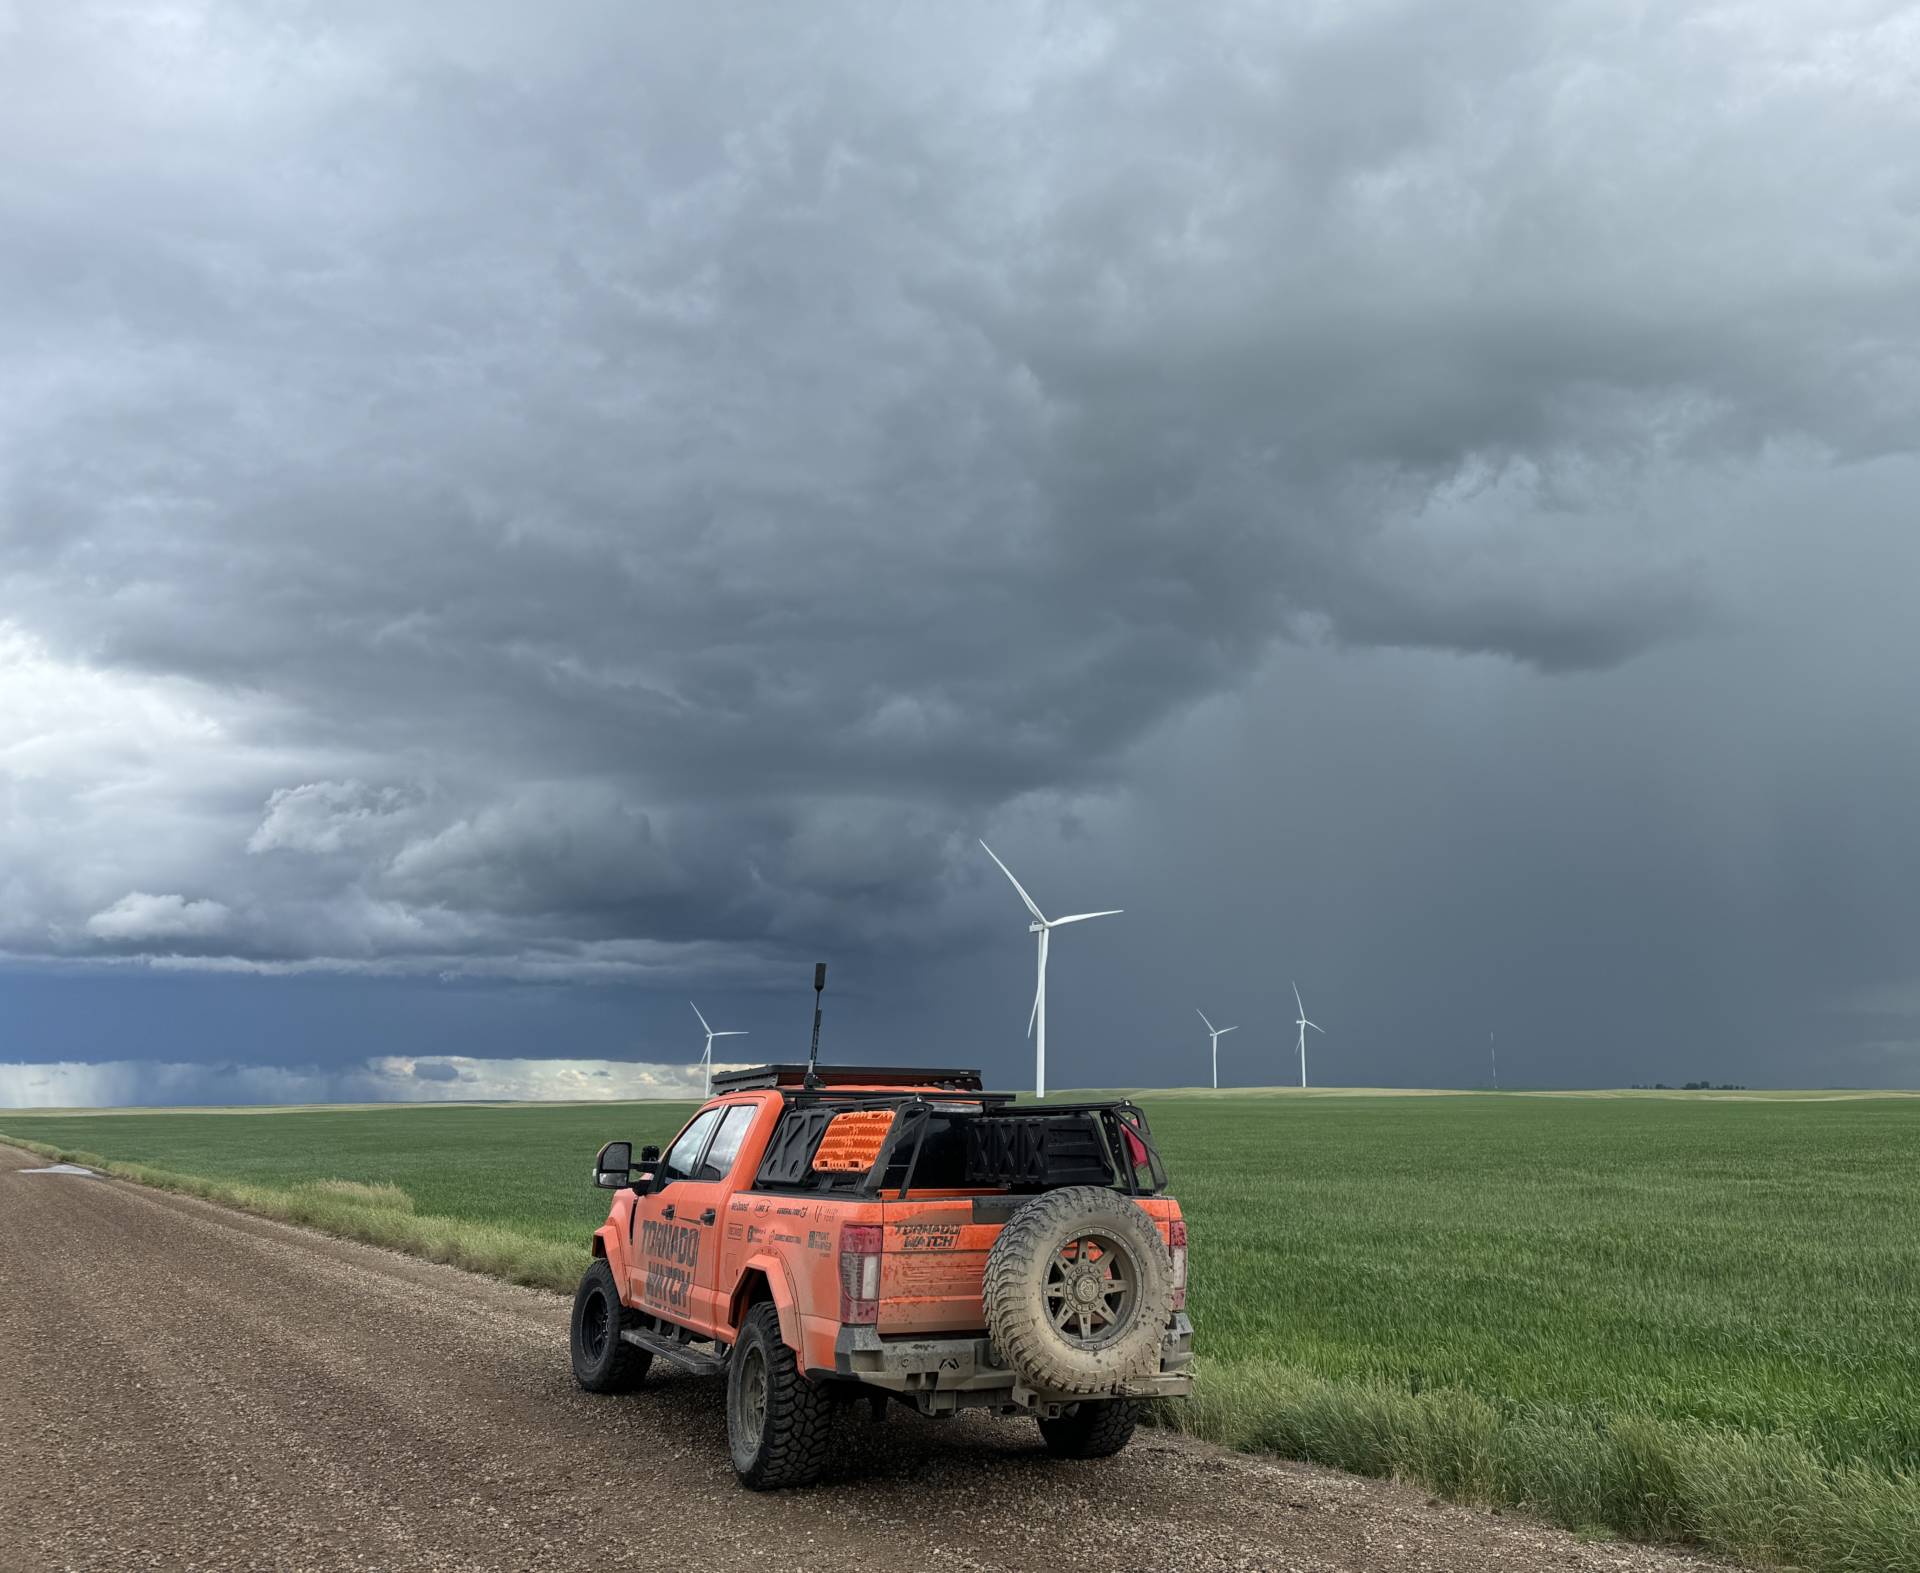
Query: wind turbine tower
979,840,1122,1099
689,1001,748,1099
1293,981,1324,1089
1196,1008,1237,1090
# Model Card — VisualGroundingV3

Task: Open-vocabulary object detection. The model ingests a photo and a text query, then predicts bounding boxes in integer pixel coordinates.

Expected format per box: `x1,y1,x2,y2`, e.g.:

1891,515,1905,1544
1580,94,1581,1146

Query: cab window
662,1108,722,1183
697,1104,758,1183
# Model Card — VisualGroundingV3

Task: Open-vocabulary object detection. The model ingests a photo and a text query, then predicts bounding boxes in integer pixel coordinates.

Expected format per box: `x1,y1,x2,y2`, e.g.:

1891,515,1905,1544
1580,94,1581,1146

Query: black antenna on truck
803,962,827,1089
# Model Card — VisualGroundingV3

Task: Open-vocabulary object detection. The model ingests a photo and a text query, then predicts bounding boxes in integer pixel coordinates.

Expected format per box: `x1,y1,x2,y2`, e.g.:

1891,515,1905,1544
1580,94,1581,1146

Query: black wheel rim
733,1342,769,1449
581,1286,611,1362
1043,1232,1139,1349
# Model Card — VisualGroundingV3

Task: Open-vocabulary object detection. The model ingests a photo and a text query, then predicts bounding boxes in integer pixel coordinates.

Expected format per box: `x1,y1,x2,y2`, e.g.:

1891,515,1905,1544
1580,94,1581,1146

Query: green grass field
6,1089,1918,1572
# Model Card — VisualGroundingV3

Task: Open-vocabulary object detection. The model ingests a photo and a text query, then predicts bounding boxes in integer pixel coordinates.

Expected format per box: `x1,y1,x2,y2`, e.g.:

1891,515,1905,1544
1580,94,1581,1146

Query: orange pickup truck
570,1063,1192,1488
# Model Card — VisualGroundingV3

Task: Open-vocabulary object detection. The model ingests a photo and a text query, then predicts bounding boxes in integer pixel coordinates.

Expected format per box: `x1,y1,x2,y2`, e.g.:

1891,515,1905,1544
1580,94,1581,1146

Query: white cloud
247,779,421,855
84,892,232,942
0,621,292,952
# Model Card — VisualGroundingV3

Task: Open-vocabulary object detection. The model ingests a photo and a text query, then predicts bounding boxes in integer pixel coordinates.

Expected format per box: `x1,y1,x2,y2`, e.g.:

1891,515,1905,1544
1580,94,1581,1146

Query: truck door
629,1101,761,1338
628,1105,721,1332
687,1100,769,1330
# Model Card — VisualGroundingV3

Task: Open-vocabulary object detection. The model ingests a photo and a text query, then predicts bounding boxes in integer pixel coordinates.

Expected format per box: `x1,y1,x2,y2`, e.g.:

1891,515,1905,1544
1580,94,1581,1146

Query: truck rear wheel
1038,1399,1138,1459
727,1301,834,1489
570,1258,650,1393
984,1186,1173,1395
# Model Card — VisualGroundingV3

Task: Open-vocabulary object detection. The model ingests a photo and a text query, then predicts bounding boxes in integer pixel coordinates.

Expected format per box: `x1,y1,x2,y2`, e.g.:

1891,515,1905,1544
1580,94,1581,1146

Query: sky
4,1,1920,1105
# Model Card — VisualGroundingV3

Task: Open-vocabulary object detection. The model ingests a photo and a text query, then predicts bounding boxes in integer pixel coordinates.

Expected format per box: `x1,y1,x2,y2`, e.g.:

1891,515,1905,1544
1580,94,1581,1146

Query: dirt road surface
0,1144,1720,1573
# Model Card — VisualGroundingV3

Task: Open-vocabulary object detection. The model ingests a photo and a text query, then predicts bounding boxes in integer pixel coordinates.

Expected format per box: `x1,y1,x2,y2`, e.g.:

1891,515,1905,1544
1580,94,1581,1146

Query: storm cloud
3,2,1919,1095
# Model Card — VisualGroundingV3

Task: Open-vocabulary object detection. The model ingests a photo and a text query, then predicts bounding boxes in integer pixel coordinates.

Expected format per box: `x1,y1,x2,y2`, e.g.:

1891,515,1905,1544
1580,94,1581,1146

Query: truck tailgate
874,1196,1183,1336
876,1210,998,1334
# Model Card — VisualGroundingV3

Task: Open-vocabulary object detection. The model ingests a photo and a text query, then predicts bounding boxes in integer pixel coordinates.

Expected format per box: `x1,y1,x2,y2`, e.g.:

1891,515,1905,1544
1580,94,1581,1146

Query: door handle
662,1204,675,1220
699,1208,717,1226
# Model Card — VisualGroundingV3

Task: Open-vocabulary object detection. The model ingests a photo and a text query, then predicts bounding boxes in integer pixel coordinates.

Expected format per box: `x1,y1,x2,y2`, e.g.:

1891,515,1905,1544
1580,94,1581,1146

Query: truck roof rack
710,1063,986,1093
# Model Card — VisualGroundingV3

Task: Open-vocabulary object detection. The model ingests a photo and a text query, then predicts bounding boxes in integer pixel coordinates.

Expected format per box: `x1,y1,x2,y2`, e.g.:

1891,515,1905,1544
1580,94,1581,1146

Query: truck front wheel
570,1259,650,1393
1038,1399,1138,1459
727,1301,834,1489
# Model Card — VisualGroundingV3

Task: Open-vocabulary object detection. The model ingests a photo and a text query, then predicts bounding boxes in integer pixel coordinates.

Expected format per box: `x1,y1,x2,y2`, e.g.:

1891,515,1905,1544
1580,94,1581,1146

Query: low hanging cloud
0,1057,718,1109
1,0,1917,1003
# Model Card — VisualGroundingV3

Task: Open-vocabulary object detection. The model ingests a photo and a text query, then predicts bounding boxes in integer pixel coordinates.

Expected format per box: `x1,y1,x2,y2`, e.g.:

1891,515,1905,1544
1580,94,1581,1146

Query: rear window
696,1104,758,1182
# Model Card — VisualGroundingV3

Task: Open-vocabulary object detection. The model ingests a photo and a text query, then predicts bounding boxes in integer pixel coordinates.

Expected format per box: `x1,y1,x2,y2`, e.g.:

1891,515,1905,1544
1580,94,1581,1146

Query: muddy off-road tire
570,1259,651,1393
727,1302,835,1489
983,1186,1173,1396
1038,1399,1139,1459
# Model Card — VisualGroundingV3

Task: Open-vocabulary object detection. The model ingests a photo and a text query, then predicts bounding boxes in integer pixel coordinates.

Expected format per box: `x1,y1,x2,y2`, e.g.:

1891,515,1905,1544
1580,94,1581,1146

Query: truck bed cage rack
748,1090,1167,1198
710,1063,988,1093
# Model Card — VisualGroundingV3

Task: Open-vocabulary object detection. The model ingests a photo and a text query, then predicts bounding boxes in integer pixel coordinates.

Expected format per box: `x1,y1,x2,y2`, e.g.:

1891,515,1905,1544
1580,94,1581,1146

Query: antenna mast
804,962,827,1089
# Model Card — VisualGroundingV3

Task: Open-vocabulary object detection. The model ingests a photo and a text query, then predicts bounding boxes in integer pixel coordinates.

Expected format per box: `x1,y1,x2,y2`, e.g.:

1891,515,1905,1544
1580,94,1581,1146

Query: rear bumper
830,1314,1193,1413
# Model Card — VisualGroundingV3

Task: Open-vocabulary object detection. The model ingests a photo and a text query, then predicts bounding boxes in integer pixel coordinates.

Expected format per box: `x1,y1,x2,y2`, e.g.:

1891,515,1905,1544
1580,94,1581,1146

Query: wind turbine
689,1001,748,1099
979,840,1121,1099
1196,1009,1238,1091
1292,981,1323,1089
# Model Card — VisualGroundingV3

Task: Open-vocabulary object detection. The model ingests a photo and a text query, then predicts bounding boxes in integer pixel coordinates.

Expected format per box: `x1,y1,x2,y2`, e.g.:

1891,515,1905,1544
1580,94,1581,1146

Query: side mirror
592,1140,633,1190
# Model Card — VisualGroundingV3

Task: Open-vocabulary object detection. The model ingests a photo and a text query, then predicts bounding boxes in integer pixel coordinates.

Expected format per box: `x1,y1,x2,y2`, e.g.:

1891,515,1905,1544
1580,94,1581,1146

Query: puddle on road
21,1164,99,1177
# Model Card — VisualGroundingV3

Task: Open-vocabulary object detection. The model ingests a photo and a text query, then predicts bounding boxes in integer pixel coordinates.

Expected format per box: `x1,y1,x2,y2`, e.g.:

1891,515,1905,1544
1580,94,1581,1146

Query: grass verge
2,1134,582,1293
1155,1361,1920,1573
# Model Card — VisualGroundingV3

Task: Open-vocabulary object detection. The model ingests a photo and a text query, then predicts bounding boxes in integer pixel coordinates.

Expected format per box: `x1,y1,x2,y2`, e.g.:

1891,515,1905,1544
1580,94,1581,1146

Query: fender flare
592,1222,629,1287
730,1252,801,1351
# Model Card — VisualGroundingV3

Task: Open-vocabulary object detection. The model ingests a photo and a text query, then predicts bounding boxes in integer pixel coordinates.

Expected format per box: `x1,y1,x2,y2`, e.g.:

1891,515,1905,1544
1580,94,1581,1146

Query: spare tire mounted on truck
985,1184,1174,1394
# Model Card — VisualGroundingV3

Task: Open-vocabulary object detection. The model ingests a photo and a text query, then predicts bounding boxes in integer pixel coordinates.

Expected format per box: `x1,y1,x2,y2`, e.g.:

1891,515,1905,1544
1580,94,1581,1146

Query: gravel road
0,1144,1721,1573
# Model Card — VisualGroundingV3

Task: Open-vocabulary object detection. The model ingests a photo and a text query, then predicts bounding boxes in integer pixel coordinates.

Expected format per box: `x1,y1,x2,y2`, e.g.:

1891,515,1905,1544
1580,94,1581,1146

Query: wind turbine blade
1048,909,1123,926
979,840,1048,923
1196,1008,1214,1032
1219,1025,1238,1036
712,1030,748,1038
689,1001,712,1034
1292,981,1305,1016
1306,1020,1325,1033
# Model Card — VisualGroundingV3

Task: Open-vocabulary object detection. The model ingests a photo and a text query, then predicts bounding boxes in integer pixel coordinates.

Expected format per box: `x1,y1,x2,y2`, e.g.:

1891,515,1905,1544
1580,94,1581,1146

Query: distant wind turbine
1293,981,1324,1089
1196,1009,1238,1091
689,1001,748,1099
979,840,1121,1099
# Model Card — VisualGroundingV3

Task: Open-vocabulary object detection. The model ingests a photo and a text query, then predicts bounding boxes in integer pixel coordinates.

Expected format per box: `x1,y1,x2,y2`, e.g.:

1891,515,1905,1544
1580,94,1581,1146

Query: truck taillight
1168,1218,1188,1311
839,1223,883,1324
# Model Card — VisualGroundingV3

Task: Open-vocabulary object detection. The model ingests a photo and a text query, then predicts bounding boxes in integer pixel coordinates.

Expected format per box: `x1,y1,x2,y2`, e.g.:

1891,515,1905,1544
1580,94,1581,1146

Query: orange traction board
811,1109,896,1171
